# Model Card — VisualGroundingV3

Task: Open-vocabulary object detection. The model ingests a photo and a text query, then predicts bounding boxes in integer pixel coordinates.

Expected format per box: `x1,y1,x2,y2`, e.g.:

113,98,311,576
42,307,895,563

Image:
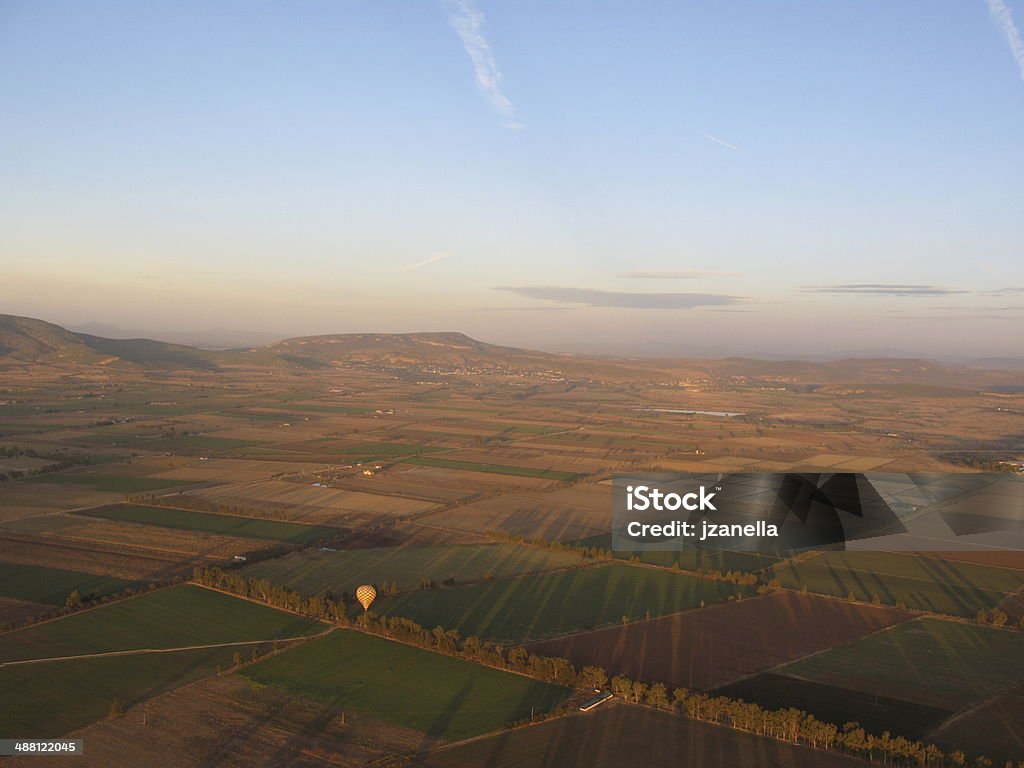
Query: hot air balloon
355,584,377,612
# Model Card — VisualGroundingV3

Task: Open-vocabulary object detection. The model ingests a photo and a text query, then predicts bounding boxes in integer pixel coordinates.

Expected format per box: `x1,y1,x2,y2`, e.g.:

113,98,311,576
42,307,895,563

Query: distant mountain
0,314,1021,389
69,322,283,350
0,314,220,370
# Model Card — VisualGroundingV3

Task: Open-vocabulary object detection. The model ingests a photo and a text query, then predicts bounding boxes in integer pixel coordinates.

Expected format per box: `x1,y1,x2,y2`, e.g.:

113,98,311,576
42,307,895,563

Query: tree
646,683,669,709
65,590,83,610
108,698,124,719
580,665,608,691
630,680,648,703
611,675,632,699
232,651,242,668
991,609,1008,628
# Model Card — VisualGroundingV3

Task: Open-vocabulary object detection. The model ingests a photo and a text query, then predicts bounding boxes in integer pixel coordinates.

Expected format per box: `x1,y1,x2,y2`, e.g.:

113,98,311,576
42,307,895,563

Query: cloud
982,286,1024,294
444,0,522,128
801,283,968,297
621,270,733,279
397,252,450,273
495,285,741,309
987,0,1024,81
693,128,740,152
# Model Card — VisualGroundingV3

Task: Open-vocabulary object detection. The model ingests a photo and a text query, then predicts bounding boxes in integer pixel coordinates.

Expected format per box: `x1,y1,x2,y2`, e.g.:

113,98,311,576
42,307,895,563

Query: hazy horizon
2,1,1023,357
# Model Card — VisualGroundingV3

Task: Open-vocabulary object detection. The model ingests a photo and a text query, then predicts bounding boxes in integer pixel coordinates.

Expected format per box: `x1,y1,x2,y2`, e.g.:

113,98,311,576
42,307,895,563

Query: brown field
415,702,869,768
0,483,118,519
425,482,612,541
527,592,913,690
0,520,255,580
0,596,51,625
48,519,257,560
7,675,429,768
181,479,438,526
148,458,318,483
929,686,1024,766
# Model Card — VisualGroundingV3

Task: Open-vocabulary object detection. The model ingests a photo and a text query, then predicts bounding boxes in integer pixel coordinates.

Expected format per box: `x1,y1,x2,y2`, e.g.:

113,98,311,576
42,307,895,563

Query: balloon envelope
356,584,377,612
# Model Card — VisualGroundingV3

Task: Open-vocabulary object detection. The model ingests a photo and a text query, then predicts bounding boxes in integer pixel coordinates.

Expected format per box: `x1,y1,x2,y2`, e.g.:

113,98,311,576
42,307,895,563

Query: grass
140,434,261,452
25,473,196,493
0,563,134,606
418,702,865,768
574,534,780,573
335,442,441,459
80,504,338,544
240,543,584,594
401,456,583,481
771,551,1024,617
778,617,1024,711
0,584,323,663
241,630,570,740
0,645,256,738
378,563,752,643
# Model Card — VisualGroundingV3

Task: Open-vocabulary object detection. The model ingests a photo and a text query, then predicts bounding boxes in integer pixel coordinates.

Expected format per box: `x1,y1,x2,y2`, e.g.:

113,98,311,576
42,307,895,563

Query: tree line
190,565,1018,768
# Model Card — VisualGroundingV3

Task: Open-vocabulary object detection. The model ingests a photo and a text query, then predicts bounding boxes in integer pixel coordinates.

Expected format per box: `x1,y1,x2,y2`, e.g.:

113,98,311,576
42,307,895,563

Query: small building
579,691,613,712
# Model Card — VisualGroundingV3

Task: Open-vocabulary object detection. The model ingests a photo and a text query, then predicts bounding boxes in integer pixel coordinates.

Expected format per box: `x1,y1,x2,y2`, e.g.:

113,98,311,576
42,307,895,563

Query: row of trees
190,566,1015,768
0,579,174,633
0,445,94,482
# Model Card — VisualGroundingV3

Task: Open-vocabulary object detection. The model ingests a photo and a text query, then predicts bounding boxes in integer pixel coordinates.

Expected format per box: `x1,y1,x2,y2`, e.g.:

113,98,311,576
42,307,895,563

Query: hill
0,315,220,370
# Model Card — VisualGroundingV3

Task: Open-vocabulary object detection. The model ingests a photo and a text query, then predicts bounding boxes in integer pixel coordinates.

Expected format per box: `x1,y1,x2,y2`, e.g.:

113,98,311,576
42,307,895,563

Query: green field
0,645,255,738
140,434,261,452
241,543,584,594
402,456,583,481
378,563,751,642
0,584,323,663
241,630,570,740
81,504,338,544
418,702,865,768
335,441,441,459
778,617,1024,711
0,563,134,606
26,473,196,493
575,534,780,572
771,551,1024,617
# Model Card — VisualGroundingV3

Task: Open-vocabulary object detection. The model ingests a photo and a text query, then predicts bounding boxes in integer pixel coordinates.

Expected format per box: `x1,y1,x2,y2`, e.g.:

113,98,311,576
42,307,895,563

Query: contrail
694,128,740,152
398,252,450,273
444,0,523,128
987,0,1024,80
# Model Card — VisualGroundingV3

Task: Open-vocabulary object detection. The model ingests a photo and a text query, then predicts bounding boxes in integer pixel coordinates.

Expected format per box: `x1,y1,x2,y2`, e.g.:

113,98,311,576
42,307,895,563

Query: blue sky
1,0,1022,357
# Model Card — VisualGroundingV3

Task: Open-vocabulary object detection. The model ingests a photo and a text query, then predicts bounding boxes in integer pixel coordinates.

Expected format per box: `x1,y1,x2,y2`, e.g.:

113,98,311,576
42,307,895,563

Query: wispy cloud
802,283,968,297
987,0,1024,81
397,252,450,273
444,0,522,128
495,285,741,309
693,128,740,152
621,270,734,279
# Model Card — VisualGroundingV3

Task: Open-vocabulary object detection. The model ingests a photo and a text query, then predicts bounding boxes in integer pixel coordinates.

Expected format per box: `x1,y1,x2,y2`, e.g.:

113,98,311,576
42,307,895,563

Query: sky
1,0,1023,359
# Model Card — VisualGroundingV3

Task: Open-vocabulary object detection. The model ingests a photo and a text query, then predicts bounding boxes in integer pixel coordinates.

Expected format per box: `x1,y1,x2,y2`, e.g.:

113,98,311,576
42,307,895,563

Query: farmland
527,591,912,690
79,504,339,544
1,320,1022,763
241,630,570,740
241,542,584,594
11,675,427,768
378,563,752,642
0,562,134,606
26,473,197,493
0,644,263,738
402,455,583,481
415,703,870,768
0,584,323,663
771,551,1024,617
776,617,1024,711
